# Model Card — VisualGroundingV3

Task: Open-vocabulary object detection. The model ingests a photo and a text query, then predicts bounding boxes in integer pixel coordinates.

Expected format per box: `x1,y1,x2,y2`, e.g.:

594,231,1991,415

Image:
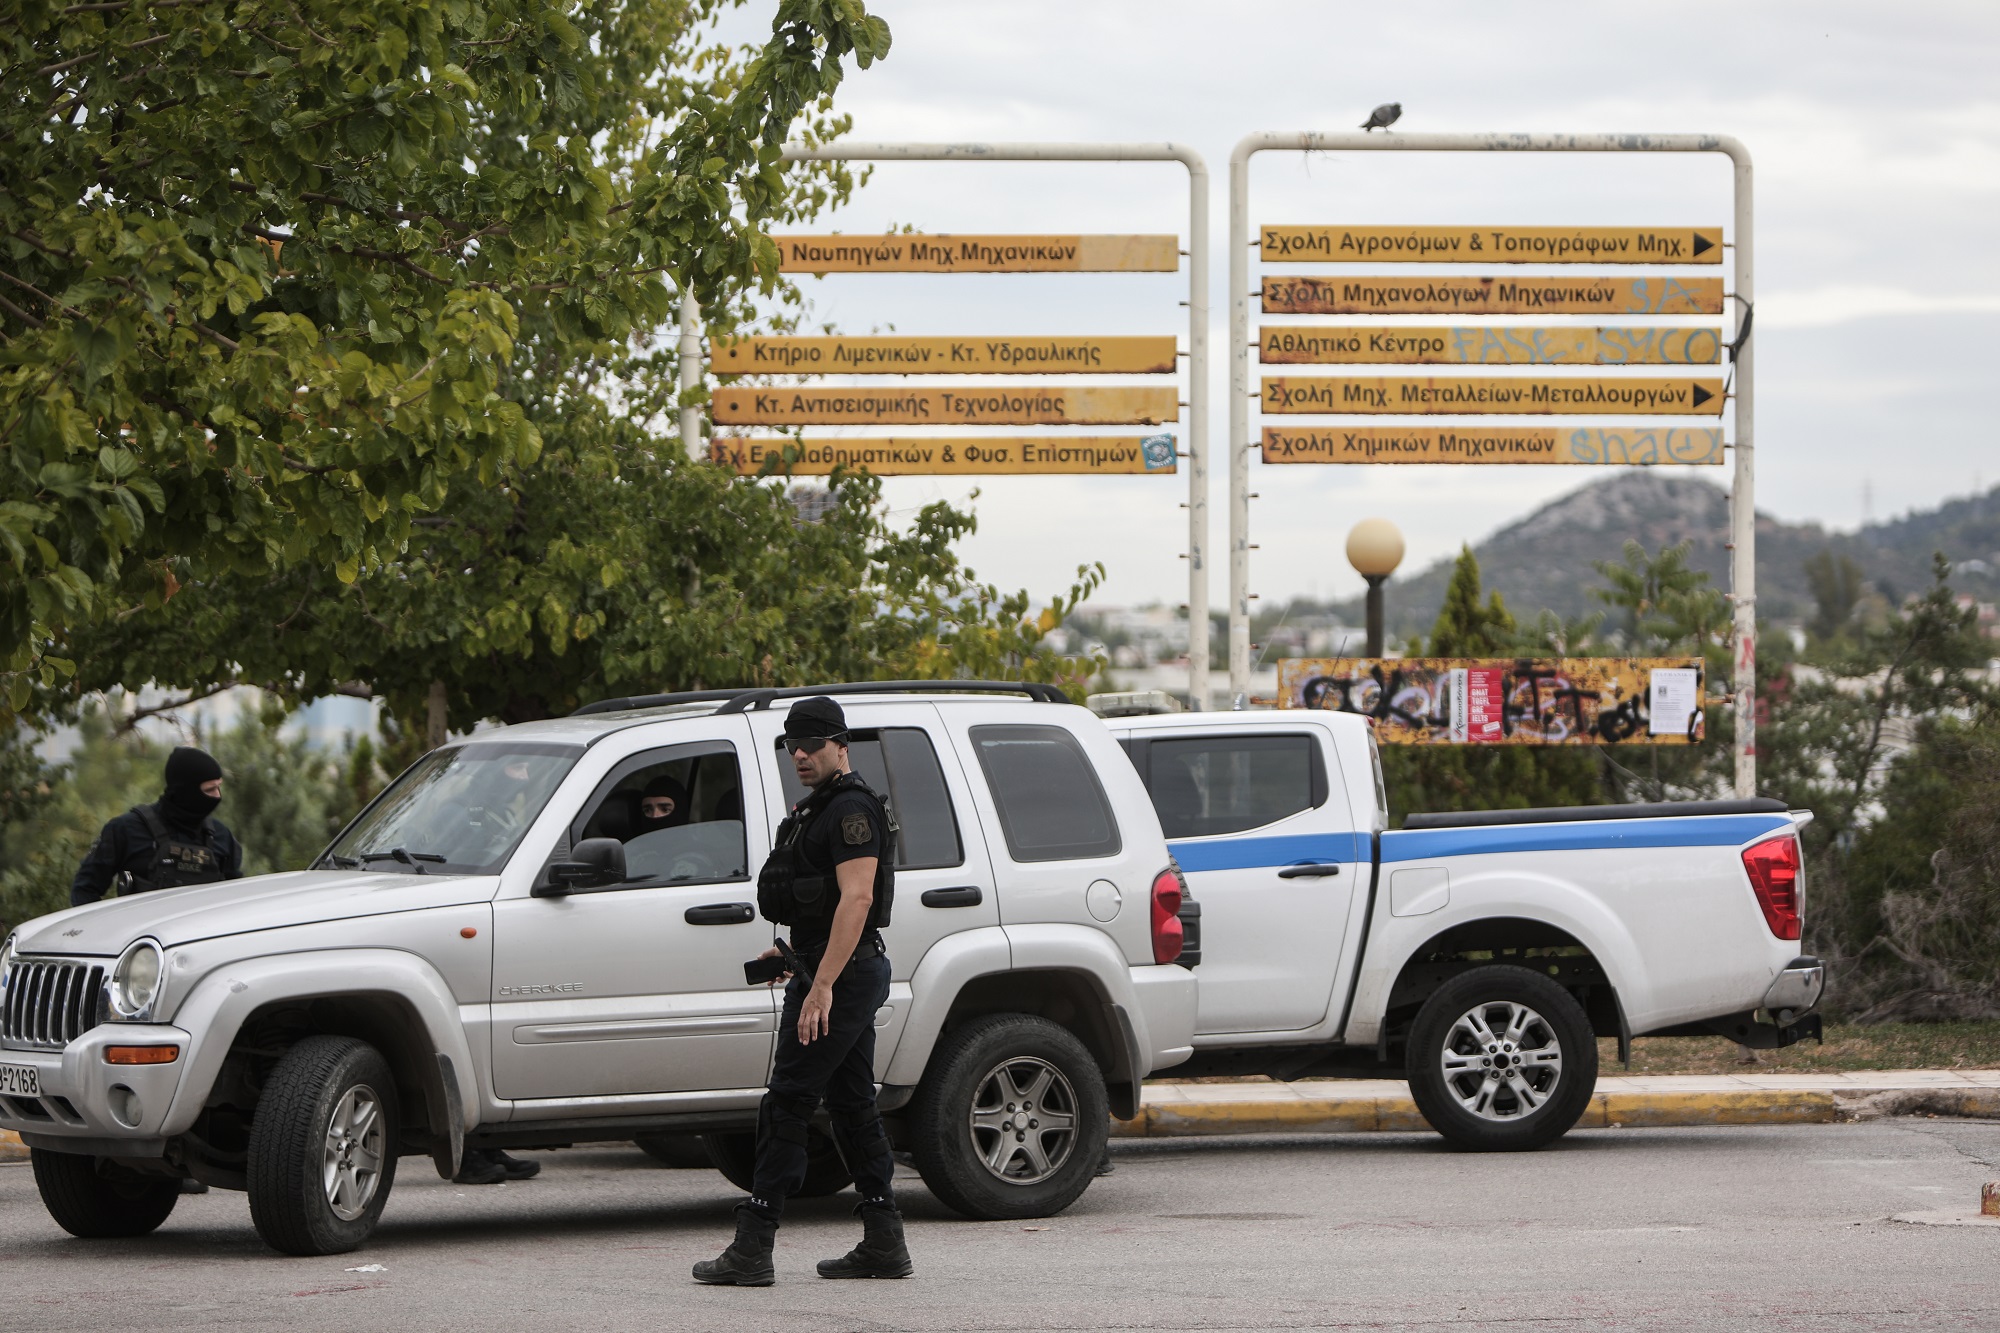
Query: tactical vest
757,772,897,931
124,804,228,893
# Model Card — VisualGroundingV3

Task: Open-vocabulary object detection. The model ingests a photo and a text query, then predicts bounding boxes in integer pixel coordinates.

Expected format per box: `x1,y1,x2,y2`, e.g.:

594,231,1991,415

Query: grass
1603,1021,2000,1075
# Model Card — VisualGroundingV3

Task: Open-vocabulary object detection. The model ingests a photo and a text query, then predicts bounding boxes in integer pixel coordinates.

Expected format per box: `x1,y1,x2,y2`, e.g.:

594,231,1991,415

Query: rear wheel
246,1035,400,1255
31,1149,179,1238
909,1014,1107,1220
702,1127,852,1197
1405,964,1597,1152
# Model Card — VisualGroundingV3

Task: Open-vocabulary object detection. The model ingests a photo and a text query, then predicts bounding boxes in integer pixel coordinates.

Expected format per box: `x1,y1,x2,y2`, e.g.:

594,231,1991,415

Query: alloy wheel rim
968,1056,1078,1185
322,1084,386,1221
1438,1000,1563,1122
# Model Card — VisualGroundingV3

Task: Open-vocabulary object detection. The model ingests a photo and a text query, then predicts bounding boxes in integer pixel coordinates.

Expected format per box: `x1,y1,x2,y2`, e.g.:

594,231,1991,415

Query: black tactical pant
748,949,895,1218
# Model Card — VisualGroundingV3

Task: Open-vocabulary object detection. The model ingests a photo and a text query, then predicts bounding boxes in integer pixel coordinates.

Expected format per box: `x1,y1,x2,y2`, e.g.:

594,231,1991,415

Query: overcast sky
713,1,2000,612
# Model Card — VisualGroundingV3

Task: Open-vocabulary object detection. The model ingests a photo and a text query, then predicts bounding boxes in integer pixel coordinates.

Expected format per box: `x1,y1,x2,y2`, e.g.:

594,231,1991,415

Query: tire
909,1014,1108,1221
632,1133,711,1169
31,1149,179,1239
1405,964,1598,1152
702,1128,852,1197
246,1035,400,1256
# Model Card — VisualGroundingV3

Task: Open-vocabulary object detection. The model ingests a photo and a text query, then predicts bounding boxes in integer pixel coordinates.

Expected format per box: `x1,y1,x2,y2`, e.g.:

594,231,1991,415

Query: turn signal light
1149,868,1184,965
104,1045,180,1065
1741,835,1802,940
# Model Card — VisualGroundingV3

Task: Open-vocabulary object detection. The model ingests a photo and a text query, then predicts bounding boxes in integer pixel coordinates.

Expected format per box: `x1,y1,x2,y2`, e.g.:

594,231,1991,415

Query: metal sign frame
1228,131,1756,795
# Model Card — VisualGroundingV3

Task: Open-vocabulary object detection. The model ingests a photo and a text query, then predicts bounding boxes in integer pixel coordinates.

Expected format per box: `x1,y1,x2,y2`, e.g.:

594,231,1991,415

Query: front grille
2,958,105,1050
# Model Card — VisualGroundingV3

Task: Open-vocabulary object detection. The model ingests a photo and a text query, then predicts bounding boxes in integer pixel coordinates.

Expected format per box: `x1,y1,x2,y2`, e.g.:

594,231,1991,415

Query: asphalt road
4,1120,1999,1332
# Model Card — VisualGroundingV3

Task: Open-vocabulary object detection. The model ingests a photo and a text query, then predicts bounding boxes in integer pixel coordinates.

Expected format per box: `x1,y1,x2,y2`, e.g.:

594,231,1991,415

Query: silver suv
0,683,1197,1254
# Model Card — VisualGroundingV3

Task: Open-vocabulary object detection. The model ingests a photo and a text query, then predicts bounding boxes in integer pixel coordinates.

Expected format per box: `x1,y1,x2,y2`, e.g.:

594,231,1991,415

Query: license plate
0,1063,40,1098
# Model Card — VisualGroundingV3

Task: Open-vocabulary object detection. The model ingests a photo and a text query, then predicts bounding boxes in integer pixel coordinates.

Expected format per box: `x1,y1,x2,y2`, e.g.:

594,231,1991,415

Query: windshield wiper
358,848,448,874
319,854,362,869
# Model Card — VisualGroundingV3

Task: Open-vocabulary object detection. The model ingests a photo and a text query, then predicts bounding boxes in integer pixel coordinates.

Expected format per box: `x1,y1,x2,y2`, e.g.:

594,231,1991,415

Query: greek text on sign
1259,326,1722,366
1261,376,1724,416
713,385,1179,426
771,234,1179,273
1262,427,1724,465
709,435,1178,476
1259,226,1722,265
710,335,1178,375
1276,657,1706,746
1262,276,1724,316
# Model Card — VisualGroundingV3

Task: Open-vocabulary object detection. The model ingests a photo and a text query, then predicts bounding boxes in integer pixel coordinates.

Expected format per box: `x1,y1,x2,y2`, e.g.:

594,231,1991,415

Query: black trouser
747,948,895,1220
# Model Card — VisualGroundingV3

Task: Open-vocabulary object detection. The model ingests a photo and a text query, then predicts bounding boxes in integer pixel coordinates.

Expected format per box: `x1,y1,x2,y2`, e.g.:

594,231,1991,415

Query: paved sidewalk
1116,1069,2000,1137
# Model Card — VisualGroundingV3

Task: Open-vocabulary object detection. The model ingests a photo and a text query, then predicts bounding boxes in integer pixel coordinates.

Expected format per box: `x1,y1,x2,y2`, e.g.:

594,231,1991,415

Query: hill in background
1311,472,2000,639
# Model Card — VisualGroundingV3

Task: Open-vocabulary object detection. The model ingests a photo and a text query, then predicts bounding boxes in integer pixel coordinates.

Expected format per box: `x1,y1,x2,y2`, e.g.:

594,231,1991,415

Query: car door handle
685,902,755,925
920,886,984,909
1277,863,1342,879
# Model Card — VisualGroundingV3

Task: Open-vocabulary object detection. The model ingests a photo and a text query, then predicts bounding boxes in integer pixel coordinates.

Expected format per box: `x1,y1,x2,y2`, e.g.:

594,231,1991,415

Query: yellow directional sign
1261,376,1725,416
710,335,1177,375
712,385,1180,426
1262,276,1725,316
1260,225,1723,265
771,234,1179,273
1259,326,1722,366
710,435,1179,475
1262,426,1724,465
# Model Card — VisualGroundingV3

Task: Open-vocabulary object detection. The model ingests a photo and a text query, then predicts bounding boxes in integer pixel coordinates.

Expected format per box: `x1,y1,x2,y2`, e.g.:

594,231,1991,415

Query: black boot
816,1202,913,1279
693,1204,777,1286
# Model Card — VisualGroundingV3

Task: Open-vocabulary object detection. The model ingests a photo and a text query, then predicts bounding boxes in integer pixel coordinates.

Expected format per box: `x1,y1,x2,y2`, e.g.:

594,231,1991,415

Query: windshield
319,742,582,874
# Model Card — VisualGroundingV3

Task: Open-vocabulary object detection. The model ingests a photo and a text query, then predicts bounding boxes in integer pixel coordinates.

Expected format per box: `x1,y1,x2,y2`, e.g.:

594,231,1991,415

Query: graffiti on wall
1275,657,1706,745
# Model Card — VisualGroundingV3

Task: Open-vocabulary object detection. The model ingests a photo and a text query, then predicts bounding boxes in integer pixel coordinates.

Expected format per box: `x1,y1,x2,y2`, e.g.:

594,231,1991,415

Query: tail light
1149,868,1184,964
1742,834,1802,940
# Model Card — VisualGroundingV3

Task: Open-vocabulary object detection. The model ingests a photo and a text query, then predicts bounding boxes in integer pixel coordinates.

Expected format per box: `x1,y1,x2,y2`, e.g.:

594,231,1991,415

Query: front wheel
909,1014,1108,1220
1405,964,1598,1152
246,1035,400,1255
32,1150,179,1238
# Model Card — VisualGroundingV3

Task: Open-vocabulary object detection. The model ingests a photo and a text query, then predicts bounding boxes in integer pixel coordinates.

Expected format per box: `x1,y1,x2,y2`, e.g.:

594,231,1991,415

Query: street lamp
1346,518,1405,657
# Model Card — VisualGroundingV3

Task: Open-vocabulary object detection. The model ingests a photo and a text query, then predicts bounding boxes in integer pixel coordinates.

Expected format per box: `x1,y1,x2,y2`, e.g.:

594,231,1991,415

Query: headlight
107,939,165,1022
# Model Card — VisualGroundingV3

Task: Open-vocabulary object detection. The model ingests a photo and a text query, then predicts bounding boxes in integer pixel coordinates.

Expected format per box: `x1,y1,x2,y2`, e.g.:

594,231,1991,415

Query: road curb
1113,1085,2000,1138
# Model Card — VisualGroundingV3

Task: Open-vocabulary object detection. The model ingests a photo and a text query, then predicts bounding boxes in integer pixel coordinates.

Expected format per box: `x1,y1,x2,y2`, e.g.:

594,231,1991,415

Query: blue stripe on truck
1380,813,1793,863
1168,832,1370,873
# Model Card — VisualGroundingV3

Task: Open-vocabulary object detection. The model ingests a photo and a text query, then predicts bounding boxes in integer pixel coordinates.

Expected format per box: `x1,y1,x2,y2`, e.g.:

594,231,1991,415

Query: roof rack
570,679,1068,719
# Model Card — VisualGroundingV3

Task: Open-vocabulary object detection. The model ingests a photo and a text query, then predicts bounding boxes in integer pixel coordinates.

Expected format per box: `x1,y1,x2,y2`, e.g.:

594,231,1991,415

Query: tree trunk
426,679,448,750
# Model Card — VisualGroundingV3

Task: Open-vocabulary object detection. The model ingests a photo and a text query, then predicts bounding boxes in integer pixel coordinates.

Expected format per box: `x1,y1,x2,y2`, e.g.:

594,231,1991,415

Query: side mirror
537,837,628,896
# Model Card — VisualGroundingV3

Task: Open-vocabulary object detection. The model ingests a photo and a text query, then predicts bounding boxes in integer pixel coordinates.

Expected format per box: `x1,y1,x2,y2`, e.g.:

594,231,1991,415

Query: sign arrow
1691,383,1714,408
1692,232,1716,258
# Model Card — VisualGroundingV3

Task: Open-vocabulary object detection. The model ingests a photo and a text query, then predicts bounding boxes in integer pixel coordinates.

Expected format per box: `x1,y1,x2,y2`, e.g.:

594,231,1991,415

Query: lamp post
1346,518,1405,657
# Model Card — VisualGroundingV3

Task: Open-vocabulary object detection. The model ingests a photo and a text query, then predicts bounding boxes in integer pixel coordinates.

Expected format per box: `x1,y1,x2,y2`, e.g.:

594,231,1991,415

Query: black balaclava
160,746,223,828
635,776,690,834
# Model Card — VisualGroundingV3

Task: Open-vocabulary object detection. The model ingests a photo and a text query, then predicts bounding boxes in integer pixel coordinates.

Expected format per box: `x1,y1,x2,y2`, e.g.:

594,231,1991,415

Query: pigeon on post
1361,102,1402,132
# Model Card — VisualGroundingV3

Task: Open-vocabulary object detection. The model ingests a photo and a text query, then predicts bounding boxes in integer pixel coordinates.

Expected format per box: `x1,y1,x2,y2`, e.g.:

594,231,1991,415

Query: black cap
782,695,848,741
164,746,222,791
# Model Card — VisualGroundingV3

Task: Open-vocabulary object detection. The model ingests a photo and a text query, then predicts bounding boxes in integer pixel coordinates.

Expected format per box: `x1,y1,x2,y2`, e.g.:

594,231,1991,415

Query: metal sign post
733,142,1216,709
1228,132,1756,793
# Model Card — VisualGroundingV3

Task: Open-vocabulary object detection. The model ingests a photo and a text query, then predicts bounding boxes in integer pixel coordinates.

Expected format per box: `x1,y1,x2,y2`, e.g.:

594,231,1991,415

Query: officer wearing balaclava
632,775,691,836
71,746,245,905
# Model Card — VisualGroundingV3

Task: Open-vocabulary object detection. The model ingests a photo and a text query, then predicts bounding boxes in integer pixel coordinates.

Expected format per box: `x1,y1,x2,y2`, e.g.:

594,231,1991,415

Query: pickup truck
0,682,1197,1255
1108,706,1824,1151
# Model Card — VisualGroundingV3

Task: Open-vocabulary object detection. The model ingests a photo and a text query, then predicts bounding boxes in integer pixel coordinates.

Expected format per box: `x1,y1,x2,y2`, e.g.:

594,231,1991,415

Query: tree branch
115,678,239,733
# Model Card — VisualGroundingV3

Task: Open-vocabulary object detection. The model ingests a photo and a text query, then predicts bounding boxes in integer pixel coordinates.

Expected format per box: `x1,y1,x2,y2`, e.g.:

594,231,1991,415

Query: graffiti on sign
710,335,1177,375
1258,226,1723,265
709,434,1177,476
771,234,1179,273
1276,657,1706,745
1262,376,1725,416
1261,276,1725,317
1258,326,1722,366
713,385,1179,426
1260,427,1724,465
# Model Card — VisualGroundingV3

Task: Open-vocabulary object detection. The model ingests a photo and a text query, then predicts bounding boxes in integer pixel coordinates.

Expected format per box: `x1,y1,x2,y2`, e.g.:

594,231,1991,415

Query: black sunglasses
782,734,844,756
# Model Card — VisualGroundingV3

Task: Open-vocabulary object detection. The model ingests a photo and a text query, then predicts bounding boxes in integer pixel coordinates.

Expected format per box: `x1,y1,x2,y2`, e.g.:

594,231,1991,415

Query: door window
970,724,1121,862
1145,734,1326,839
570,743,748,886
774,727,963,869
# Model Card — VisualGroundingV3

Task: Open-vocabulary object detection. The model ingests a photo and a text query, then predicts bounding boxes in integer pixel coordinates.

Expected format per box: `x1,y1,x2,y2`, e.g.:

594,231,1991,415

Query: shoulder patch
841,811,872,845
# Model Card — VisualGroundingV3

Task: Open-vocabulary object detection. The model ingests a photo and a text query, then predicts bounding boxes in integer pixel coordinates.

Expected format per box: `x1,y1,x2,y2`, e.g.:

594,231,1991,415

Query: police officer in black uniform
71,746,244,905
694,696,912,1286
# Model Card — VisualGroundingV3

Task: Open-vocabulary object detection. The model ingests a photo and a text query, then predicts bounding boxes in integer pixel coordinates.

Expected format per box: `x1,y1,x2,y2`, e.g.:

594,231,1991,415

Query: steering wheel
666,850,721,881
